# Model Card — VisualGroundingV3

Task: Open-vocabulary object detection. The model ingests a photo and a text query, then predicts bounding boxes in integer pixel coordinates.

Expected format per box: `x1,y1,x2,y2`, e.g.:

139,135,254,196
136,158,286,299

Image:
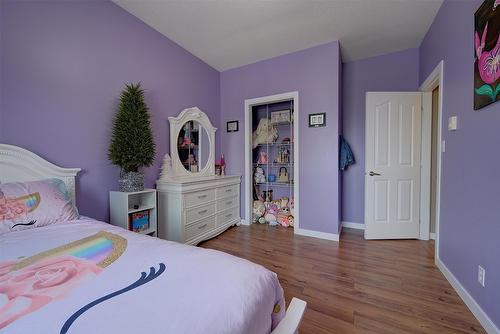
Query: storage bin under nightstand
109,189,157,237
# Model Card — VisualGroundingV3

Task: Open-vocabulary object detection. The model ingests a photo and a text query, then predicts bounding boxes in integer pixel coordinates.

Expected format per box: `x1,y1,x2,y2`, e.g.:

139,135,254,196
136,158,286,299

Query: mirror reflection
177,121,209,173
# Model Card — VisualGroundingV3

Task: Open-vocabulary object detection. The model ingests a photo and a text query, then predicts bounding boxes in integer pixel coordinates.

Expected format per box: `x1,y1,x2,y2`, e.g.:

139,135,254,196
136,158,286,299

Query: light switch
448,116,458,131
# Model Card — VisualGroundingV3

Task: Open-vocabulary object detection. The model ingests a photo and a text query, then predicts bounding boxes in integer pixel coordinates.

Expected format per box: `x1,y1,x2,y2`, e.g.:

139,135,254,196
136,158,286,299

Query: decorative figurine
254,166,266,184
159,154,173,180
220,153,226,176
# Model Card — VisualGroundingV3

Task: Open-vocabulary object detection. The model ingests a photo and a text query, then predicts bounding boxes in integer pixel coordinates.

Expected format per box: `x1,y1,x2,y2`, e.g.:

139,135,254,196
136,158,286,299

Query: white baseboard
436,258,499,334
341,221,365,230
430,232,436,240
294,228,339,241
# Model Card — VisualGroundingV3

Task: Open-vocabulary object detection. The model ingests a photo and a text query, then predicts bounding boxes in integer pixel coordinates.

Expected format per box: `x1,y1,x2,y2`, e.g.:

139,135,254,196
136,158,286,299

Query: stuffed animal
289,197,295,217
277,212,291,227
276,203,291,227
264,202,279,226
254,166,266,184
280,197,289,209
252,118,278,148
253,200,266,223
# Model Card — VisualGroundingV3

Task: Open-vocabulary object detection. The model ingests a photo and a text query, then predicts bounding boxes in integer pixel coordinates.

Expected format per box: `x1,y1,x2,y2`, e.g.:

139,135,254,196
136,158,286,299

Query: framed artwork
271,109,291,124
308,113,326,127
474,0,500,110
226,120,239,132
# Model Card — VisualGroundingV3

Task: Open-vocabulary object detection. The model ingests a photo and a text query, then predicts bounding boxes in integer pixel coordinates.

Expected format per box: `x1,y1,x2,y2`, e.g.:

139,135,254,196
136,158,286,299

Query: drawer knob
198,194,207,199
198,209,208,215
225,213,232,218
197,223,207,229
226,201,232,205
226,189,232,192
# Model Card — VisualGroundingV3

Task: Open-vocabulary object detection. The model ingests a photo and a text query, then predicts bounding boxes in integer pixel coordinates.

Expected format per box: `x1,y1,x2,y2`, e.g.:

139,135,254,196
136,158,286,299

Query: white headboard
0,144,81,205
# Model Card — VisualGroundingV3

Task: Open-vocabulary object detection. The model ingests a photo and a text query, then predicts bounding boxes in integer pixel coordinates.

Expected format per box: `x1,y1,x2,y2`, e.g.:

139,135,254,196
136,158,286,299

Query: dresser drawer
216,207,239,227
216,195,238,212
186,203,216,224
216,184,239,198
185,216,215,241
184,189,215,208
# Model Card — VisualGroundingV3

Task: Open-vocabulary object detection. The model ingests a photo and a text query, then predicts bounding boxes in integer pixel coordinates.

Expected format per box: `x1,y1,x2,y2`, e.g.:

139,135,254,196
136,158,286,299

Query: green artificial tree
108,83,156,180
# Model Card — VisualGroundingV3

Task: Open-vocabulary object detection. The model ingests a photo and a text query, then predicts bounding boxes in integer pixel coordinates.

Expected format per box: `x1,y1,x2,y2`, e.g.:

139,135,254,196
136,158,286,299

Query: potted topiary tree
109,82,156,192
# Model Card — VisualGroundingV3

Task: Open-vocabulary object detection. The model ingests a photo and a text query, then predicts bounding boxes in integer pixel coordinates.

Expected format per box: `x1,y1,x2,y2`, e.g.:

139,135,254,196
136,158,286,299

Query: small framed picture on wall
308,113,326,127
226,120,239,132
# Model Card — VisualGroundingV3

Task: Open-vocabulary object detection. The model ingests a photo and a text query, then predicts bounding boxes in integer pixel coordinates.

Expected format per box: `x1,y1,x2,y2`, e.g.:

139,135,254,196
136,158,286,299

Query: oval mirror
177,120,209,173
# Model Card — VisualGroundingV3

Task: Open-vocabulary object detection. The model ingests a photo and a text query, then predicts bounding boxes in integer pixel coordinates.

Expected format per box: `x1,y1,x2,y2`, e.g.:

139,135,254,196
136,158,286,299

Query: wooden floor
200,224,485,334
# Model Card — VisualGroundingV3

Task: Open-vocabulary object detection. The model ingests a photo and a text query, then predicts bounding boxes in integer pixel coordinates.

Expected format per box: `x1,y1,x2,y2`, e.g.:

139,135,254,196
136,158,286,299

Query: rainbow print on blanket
0,231,127,329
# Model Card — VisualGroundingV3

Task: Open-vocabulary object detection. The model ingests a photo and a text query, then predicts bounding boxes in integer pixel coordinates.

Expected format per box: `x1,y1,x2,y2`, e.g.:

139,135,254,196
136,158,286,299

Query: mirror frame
168,107,217,178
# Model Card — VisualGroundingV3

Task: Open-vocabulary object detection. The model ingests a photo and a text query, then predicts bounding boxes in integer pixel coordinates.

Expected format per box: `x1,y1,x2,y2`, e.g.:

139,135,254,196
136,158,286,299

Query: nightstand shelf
110,189,157,237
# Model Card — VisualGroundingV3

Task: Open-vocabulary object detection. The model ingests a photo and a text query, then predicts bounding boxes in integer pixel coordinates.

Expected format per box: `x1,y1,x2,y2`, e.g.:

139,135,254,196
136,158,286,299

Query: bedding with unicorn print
0,179,79,235
0,218,286,334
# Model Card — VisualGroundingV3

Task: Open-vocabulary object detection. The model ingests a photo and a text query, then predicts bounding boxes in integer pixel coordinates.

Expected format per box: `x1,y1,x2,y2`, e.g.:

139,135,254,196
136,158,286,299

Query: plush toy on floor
275,197,294,228
264,202,279,226
253,200,266,224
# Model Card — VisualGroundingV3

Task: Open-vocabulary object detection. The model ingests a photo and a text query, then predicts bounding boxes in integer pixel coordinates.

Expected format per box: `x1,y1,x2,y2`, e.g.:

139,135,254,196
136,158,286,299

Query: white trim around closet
244,91,300,231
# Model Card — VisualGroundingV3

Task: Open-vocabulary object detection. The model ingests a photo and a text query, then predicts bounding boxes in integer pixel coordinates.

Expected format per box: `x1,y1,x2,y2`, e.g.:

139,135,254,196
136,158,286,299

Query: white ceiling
113,0,443,71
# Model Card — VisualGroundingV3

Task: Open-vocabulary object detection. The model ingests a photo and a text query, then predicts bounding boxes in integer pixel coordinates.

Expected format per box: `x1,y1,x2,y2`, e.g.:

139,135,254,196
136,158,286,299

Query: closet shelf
254,163,293,167
254,142,293,148
254,181,294,188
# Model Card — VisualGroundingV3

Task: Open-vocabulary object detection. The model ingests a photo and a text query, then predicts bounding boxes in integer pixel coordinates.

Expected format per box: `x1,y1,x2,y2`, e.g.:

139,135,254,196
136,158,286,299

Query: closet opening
244,92,299,231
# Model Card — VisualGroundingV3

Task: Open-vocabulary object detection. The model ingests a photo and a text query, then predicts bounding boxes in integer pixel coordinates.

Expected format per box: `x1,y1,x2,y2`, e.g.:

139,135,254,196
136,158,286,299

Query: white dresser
156,175,241,245
156,106,241,245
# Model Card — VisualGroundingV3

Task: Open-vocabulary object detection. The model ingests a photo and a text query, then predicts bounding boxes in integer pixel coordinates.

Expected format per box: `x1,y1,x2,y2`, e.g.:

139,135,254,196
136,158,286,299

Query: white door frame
419,61,444,259
243,91,300,230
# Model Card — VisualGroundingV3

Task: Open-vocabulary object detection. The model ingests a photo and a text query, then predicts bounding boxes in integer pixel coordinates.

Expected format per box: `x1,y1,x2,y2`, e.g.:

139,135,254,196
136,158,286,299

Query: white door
365,92,422,239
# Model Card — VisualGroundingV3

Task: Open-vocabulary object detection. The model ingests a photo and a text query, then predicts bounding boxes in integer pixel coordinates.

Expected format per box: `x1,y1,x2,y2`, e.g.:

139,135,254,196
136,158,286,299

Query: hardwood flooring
199,224,485,334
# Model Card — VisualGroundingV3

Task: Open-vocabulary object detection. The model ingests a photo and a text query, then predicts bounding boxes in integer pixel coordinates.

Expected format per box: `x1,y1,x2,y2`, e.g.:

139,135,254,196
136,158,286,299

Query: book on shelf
128,209,150,233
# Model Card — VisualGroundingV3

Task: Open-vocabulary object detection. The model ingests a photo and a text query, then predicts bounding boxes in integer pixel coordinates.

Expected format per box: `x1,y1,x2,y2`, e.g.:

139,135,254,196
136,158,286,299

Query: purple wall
420,0,500,327
1,0,220,221
341,48,420,224
221,41,341,234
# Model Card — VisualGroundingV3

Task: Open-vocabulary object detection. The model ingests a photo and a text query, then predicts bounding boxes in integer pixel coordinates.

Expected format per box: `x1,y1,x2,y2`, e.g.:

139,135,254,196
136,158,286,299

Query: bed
0,144,306,334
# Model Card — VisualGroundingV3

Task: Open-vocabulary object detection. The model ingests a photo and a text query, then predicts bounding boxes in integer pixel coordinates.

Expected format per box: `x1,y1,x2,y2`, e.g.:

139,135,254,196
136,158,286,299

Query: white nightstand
109,189,157,237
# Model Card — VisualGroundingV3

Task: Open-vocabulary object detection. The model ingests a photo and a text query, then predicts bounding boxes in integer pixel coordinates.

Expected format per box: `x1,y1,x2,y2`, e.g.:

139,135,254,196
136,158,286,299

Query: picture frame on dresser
156,107,242,245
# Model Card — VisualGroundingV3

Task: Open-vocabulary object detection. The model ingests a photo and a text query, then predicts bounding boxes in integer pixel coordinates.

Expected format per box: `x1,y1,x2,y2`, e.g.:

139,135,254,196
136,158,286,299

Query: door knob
369,171,381,176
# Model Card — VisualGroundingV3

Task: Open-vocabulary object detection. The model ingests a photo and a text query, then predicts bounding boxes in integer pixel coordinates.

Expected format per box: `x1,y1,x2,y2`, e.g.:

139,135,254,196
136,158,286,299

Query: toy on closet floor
253,200,266,224
264,190,273,202
252,118,278,148
264,202,279,226
274,197,289,227
254,166,266,184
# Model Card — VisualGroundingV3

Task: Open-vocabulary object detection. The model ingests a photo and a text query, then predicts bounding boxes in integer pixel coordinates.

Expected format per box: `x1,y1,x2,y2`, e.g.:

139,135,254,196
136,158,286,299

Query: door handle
369,171,381,176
